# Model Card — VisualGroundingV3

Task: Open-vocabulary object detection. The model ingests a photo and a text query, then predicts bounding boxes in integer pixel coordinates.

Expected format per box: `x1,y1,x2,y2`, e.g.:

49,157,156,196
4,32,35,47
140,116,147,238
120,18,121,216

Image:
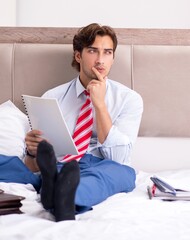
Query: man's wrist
24,152,39,172
26,148,35,158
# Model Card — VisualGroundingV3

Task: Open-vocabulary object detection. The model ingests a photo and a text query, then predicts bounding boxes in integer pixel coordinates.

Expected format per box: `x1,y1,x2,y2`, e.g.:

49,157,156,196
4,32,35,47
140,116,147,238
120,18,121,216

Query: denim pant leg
75,154,136,211
0,154,41,192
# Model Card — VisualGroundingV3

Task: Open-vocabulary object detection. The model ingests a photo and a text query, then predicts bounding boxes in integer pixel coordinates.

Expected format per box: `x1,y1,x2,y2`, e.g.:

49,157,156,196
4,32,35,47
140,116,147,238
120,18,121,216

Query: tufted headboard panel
133,45,190,137
0,43,132,112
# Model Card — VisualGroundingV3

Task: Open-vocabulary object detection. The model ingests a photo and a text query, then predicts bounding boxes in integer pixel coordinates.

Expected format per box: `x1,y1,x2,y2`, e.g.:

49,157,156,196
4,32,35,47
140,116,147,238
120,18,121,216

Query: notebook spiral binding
21,95,33,130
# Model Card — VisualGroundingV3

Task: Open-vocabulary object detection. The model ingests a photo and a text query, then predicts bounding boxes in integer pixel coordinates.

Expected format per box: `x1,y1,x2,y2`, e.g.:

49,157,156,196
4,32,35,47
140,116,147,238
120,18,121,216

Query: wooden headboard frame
1,27,190,45
1,27,190,138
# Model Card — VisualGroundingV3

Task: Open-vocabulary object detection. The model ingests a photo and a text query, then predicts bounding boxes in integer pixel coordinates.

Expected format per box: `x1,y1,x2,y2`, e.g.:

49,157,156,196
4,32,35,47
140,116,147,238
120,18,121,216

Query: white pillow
0,100,30,160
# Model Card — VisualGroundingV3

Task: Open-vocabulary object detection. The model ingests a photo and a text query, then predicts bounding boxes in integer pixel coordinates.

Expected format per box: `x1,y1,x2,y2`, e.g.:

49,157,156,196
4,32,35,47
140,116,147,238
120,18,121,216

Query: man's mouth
95,67,105,73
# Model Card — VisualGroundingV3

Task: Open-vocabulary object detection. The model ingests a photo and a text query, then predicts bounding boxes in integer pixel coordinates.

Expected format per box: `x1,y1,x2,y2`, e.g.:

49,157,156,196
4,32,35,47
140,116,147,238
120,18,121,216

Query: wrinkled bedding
0,169,190,240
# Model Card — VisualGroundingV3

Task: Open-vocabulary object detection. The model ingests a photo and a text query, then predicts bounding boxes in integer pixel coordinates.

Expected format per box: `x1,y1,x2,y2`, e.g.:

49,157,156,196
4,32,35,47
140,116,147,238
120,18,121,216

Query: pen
147,186,152,200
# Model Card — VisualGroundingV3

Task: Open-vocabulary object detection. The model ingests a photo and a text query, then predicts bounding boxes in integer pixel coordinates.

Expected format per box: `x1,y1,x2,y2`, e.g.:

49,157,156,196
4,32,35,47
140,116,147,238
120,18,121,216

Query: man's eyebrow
87,46,113,51
87,47,98,50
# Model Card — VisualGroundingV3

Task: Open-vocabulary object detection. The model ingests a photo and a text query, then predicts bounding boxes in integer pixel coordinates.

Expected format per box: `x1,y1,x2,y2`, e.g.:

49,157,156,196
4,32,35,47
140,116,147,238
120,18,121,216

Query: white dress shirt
42,76,143,165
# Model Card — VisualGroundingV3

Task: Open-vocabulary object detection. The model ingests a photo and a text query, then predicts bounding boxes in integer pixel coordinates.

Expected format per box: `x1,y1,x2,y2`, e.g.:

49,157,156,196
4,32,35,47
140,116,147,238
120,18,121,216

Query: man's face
75,35,114,86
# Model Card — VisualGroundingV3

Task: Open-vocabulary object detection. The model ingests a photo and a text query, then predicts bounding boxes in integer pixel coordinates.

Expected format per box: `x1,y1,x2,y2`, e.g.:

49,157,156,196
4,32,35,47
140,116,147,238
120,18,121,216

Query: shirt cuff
100,125,131,147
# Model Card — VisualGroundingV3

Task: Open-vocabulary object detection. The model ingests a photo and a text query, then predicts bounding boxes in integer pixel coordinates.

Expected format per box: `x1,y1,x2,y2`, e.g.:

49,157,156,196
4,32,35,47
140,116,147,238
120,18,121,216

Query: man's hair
71,23,118,72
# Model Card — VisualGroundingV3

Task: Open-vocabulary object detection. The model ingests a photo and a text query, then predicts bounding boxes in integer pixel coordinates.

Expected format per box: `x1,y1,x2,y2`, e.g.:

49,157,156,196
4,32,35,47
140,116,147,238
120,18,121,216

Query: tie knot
84,90,90,96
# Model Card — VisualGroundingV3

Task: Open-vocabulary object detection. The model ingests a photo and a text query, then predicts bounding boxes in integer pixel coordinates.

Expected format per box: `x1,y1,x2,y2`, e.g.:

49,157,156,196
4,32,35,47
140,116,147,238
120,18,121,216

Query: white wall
1,0,190,29
0,0,16,26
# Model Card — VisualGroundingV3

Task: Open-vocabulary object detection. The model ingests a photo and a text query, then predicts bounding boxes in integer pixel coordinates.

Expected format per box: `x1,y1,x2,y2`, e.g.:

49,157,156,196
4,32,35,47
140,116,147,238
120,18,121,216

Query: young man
24,23,143,222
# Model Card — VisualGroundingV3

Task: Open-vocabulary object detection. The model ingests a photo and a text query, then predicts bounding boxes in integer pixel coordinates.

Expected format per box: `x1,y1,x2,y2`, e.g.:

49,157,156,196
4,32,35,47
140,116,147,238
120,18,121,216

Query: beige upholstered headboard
1,27,190,171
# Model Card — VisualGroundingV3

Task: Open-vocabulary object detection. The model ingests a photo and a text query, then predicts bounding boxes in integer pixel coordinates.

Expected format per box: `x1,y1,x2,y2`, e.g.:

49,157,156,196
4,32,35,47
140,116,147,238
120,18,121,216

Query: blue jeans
0,154,135,214
58,154,136,213
0,154,41,192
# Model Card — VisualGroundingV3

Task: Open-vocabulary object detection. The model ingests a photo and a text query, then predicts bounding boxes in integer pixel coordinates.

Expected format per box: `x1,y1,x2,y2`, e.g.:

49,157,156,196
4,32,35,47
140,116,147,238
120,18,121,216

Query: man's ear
75,51,81,63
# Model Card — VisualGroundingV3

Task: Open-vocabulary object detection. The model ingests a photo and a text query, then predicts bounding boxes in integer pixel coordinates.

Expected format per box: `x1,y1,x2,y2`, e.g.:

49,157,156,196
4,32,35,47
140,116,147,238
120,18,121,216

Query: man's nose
96,52,104,65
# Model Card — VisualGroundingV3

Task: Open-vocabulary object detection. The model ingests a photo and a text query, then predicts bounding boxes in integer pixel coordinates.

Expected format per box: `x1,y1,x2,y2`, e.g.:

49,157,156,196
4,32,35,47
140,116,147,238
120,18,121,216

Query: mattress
0,169,190,240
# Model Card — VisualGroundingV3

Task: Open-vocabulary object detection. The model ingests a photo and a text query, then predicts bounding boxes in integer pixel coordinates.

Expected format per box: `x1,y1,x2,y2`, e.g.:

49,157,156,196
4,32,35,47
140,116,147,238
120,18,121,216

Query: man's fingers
92,67,105,82
30,129,43,136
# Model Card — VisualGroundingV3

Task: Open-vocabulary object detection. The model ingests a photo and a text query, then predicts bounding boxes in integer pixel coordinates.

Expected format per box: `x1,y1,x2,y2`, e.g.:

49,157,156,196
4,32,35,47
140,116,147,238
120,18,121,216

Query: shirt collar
76,76,86,97
76,75,109,97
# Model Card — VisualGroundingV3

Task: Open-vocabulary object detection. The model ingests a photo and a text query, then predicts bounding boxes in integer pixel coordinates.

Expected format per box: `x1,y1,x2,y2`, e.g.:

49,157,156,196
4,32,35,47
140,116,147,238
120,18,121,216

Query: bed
0,27,190,240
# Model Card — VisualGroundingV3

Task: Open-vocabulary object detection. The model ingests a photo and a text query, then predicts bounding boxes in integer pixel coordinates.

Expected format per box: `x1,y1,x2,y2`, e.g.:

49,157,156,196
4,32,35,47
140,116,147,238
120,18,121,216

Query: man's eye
88,49,96,53
105,50,113,55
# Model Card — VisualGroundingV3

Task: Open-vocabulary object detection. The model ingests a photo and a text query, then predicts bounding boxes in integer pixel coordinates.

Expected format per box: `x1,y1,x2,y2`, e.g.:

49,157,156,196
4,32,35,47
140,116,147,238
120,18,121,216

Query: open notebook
22,95,78,157
147,175,190,201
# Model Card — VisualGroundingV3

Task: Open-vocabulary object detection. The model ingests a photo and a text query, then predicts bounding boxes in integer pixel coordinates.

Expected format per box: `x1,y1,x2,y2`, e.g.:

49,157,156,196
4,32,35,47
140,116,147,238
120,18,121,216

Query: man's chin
91,73,106,81
90,74,99,81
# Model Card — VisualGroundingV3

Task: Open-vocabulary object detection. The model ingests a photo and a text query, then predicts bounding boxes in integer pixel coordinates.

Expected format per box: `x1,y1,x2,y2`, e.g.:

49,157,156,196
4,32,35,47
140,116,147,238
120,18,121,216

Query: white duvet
0,169,190,240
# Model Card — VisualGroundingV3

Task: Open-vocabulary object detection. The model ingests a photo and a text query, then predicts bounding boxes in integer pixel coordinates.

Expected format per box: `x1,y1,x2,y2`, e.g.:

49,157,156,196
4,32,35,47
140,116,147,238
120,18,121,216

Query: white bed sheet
0,169,190,240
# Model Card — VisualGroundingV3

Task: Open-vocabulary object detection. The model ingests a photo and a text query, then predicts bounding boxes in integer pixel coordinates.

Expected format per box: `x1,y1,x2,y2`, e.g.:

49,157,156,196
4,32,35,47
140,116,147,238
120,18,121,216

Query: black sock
36,140,57,210
54,160,80,222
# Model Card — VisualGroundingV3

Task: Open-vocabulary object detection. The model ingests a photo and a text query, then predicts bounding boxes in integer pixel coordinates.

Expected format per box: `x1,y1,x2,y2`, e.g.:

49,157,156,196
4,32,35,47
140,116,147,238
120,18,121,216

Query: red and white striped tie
61,90,93,162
